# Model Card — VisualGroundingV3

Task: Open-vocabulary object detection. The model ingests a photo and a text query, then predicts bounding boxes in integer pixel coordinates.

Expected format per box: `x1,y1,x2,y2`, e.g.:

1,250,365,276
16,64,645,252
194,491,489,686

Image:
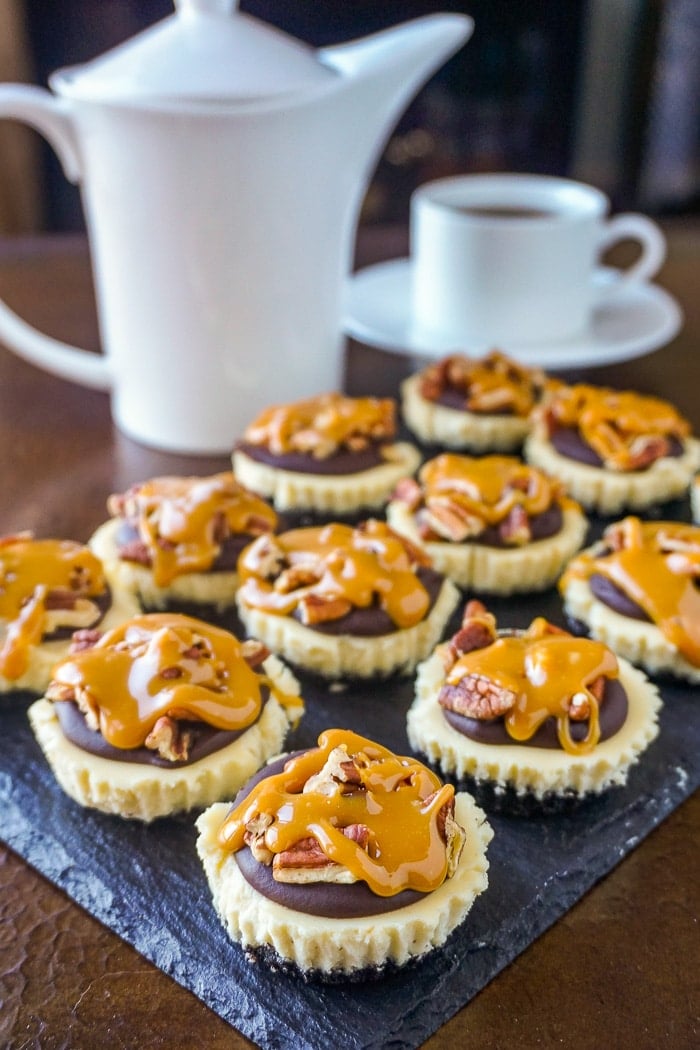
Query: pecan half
272,824,371,884
438,673,517,719
144,715,192,762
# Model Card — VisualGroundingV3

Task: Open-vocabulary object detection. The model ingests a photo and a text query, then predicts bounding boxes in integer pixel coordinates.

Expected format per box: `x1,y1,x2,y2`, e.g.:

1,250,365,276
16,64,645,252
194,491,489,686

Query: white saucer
342,258,683,369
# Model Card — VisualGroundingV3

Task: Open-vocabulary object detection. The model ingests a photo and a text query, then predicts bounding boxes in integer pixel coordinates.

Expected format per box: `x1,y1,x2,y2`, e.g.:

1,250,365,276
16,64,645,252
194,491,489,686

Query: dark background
14,1,700,230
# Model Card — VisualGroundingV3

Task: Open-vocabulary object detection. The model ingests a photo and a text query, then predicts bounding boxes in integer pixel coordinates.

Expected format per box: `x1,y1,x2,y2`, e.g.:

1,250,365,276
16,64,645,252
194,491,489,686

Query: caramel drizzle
561,518,700,666
419,351,543,417
446,621,619,754
419,453,563,525
111,472,277,586
217,729,455,897
48,613,289,749
0,536,107,680
544,383,689,470
241,392,396,457
238,521,431,628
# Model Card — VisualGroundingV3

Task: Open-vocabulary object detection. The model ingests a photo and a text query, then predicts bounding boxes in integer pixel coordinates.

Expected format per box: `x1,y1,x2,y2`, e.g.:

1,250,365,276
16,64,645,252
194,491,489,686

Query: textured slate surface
1,570,699,1050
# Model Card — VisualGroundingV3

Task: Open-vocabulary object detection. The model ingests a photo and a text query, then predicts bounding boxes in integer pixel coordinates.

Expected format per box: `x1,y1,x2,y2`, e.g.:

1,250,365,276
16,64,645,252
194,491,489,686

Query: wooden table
0,226,698,1049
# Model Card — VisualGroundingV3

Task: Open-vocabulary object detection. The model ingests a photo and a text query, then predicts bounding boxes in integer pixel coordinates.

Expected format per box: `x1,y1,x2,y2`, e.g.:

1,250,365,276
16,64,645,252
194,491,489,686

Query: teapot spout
319,14,473,174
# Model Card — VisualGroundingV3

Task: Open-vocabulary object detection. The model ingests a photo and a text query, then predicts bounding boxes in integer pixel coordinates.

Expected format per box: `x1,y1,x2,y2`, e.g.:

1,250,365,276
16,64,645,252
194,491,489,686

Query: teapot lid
51,0,337,107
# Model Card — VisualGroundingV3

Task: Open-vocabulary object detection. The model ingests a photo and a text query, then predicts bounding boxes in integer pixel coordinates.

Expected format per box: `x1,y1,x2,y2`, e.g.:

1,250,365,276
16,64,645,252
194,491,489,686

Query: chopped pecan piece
393,477,423,511
116,537,152,565
69,628,103,653
273,564,321,594
423,793,466,877
245,534,287,579
297,592,352,626
240,639,270,669
439,673,517,720
625,435,670,470
420,499,484,542
304,745,364,796
244,812,274,865
588,675,606,702
567,691,591,721
45,681,76,703
144,715,192,762
498,503,531,546
448,600,497,661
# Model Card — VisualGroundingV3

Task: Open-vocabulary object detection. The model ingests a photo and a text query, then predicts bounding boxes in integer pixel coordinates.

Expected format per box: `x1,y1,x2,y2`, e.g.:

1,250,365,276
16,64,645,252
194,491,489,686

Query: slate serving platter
2,514,699,1050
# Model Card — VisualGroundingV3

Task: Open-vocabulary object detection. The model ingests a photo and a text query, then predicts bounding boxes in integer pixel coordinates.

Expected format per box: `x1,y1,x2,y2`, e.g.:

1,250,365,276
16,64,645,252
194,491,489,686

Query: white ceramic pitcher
0,0,471,452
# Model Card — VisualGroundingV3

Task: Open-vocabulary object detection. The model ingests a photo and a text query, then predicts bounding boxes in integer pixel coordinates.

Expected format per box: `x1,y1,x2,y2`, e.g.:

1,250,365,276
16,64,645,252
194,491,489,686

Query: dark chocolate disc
54,692,268,769
550,426,683,470
236,440,386,476
589,573,652,622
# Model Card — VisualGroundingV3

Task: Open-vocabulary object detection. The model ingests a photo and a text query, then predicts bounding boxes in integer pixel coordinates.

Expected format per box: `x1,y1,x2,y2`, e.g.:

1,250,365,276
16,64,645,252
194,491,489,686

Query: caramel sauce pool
50,613,277,749
0,537,106,680
562,519,700,667
218,729,455,897
239,521,431,628
447,625,619,754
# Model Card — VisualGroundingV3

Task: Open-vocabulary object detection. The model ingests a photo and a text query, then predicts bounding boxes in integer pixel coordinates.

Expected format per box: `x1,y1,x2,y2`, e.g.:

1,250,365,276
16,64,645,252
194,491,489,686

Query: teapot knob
175,0,237,16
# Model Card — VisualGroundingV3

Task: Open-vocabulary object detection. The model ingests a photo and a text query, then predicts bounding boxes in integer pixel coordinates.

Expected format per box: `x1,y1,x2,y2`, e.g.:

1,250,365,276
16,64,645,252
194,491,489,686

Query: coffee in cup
411,173,667,346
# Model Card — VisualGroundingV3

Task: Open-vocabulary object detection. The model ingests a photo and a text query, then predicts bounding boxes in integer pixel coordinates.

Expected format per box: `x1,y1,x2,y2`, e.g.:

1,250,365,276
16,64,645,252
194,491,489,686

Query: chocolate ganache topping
45,613,298,765
236,392,397,475
108,472,277,586
436,602,626,755
0,534,111,681
219,729,466,917
392,454,571,548
237,519,441,635
560,517,700,667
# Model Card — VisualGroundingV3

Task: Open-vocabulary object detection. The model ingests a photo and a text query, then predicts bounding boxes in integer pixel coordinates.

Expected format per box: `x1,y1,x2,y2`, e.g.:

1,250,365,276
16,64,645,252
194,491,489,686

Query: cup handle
0,85,111,390
594,212,667,299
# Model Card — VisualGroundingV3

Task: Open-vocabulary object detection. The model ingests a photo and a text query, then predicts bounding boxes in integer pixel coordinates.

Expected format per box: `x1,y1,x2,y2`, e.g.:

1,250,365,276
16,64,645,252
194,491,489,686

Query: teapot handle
0,86,111,391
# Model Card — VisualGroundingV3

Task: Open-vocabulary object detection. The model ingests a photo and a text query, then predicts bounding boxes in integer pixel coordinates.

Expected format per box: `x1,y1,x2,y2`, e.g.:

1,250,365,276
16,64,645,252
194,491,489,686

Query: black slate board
2,500,700,1049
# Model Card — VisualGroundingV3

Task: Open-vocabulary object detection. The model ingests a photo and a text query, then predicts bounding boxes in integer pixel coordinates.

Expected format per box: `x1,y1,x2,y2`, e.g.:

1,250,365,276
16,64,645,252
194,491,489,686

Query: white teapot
0,0,471,452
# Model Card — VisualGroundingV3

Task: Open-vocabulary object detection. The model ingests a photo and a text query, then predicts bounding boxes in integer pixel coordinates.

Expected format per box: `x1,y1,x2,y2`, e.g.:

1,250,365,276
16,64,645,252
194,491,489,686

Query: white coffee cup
411,173,667,346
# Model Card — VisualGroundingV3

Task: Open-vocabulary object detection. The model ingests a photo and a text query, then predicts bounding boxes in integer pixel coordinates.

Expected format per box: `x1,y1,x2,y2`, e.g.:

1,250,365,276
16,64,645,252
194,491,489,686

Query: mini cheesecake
90,471,277,611
29,612,304,820
0,532,139,696
408,601,661,810
401,350,547,453
560,516,700,683
525,382,700,514
232,392,421,515
196,728,492,980
386,453,587,593
235,519,460,679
